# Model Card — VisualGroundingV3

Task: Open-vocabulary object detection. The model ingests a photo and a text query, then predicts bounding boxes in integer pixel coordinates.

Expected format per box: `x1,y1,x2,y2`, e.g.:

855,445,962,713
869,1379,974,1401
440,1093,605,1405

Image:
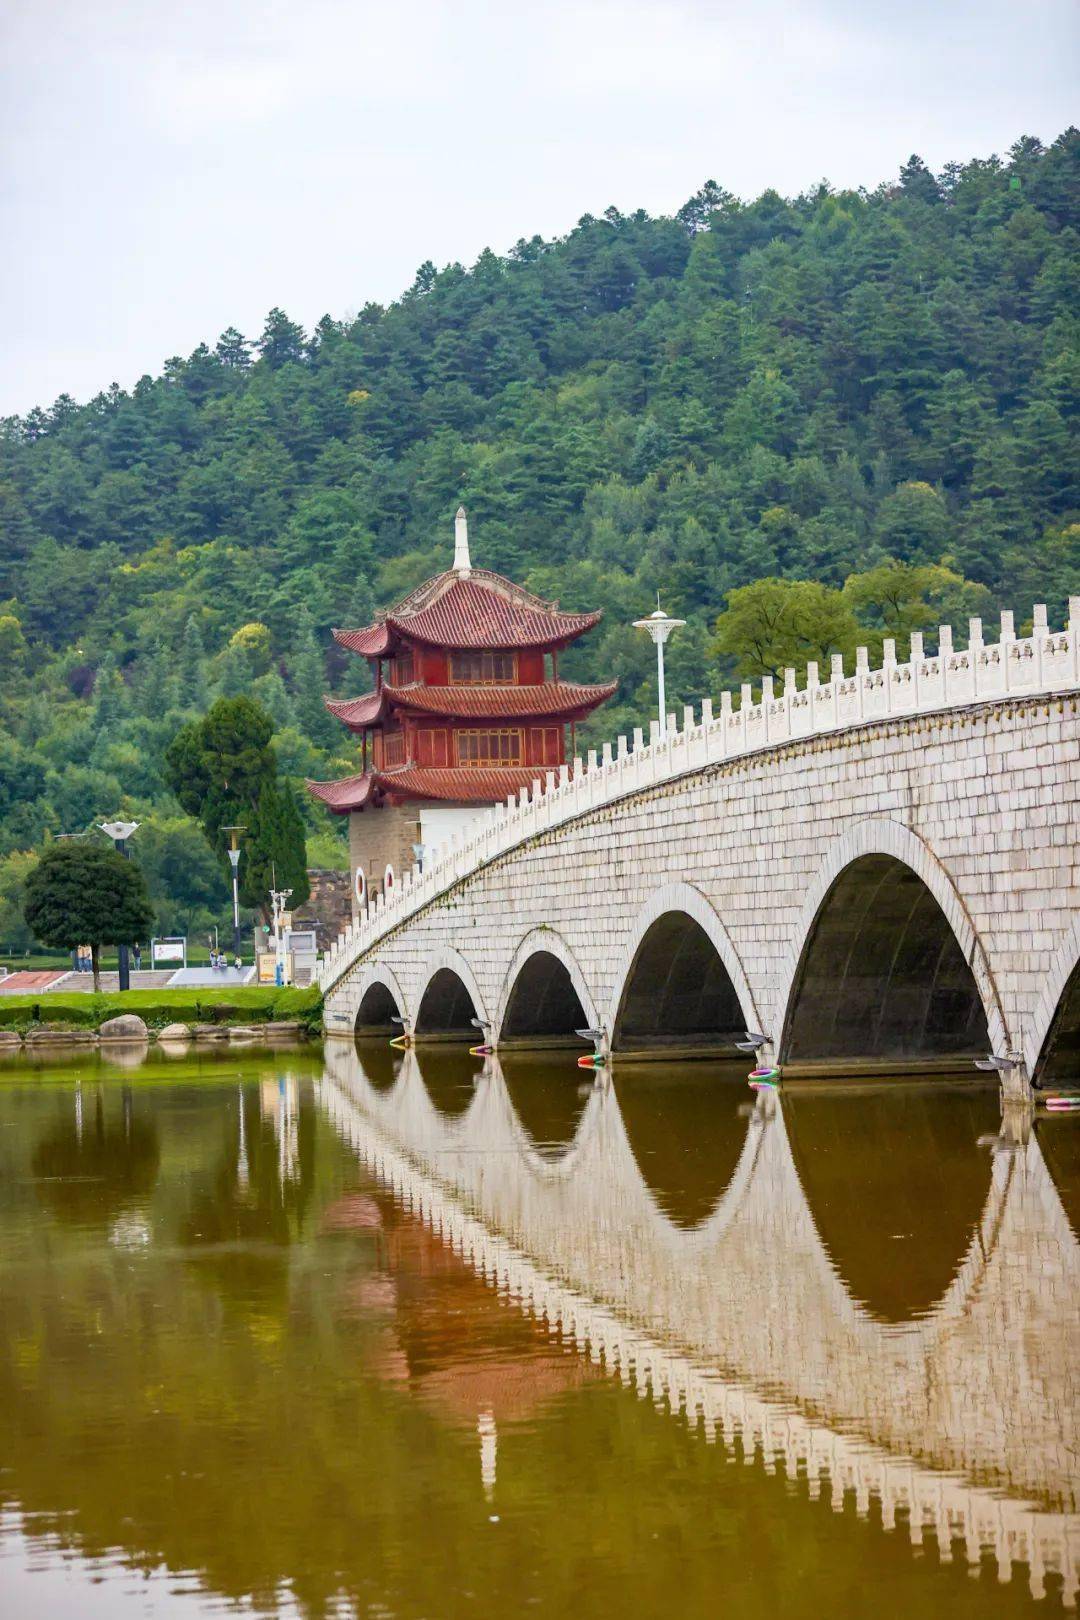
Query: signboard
285,929,316,957
151,937,187,967
257,953,280,985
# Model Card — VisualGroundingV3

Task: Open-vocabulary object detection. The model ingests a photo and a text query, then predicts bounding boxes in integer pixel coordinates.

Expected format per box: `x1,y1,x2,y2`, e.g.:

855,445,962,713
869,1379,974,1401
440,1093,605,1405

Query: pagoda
308,508,615,911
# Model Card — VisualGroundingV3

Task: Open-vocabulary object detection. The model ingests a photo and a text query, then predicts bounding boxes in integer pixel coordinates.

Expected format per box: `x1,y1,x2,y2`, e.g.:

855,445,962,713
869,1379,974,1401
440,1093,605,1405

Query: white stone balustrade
319,601,1080,996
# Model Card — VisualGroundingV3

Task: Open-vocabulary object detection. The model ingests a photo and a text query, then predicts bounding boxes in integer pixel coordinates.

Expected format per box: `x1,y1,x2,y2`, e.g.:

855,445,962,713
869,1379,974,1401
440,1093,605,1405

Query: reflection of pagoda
308,508,614,908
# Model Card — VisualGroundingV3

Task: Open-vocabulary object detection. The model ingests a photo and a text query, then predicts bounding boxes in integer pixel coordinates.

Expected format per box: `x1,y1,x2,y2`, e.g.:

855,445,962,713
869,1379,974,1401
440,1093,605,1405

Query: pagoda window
527,727,562,766
389,651,415,686
449,651,517,685
382,731,406,767
457,729,524,767
417,729,451,767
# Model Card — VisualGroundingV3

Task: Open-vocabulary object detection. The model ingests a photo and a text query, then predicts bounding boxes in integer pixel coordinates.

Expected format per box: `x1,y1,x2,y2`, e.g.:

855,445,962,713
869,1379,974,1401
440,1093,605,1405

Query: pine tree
288,604,337,748
91,652,126,736
180,615,210,711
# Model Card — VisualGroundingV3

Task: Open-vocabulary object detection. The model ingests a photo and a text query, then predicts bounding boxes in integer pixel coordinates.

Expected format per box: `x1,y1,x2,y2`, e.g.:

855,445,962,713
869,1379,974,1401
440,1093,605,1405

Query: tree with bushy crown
711,578,859,683
24,839,154,992
164,696,309,916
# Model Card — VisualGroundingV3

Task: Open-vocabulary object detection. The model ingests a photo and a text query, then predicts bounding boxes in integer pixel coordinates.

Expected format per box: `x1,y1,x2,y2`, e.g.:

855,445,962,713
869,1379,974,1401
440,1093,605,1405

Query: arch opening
501,952,590,1048
613,1061,750,1227
781,854,989,1071
354,981,401,1036
1035,959,1080,1085
502,1054,592,1157
414,968,480,1042
784,1084,998,1322
613,911,745,1057
416,1047,483,1117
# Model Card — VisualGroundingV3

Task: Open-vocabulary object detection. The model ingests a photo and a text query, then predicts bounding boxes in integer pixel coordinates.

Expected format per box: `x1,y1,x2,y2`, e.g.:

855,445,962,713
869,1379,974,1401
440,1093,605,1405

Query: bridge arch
353,965,408,1034
413,948,489,1040
608,883,758,1056
777,820,1003,1067
496,930,599,1048
1028,917,1080,1082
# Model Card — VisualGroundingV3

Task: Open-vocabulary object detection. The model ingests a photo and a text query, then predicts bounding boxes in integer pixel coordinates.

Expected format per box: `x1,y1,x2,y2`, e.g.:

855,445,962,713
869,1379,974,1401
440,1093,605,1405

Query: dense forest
0,130,1076,945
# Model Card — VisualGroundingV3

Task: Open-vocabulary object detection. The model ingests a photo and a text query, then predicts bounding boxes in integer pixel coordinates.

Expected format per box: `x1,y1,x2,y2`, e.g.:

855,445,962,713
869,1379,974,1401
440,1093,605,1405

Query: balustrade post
1000,610,1015,693
805,662,819,736
1033,603,1048,688
761,675,773,742
1070,597,1080,685
968,618,983,698
937,625,952,705
881,639,896,713
908,635,922,710
830,654,843,726
720,690,732,757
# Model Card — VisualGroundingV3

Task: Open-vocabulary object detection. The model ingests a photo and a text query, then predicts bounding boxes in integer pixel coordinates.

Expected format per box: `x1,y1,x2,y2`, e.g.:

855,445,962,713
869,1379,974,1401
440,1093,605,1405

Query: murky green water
0,1042,1077,1617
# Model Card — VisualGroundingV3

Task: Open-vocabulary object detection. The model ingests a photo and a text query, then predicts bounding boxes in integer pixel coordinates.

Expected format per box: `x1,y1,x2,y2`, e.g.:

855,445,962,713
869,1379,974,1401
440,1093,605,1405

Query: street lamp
269,884,293,986
221,825,246,963
99,820,140,992
633,600,685,740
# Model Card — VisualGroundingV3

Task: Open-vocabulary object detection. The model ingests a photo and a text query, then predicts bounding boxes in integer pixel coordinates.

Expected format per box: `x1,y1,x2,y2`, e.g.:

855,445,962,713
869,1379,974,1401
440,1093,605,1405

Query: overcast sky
1,0,1076,417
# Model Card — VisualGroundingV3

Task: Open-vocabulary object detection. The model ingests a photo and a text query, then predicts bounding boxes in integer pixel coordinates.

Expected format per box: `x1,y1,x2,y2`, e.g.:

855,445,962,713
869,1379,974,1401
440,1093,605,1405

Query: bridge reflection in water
324,1041,1080,1606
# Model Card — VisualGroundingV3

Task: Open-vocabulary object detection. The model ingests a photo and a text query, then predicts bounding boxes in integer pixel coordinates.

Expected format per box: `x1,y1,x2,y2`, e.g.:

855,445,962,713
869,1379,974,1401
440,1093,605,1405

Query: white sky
1,0,1076,416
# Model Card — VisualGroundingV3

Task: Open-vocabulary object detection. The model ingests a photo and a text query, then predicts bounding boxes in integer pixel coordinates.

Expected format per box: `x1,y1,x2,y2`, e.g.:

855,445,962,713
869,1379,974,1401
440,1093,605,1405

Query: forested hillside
0,131,1076,942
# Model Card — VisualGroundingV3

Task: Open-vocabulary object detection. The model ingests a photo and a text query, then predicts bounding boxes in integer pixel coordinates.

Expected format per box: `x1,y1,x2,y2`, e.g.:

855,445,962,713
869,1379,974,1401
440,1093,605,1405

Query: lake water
0,1041,1076,1617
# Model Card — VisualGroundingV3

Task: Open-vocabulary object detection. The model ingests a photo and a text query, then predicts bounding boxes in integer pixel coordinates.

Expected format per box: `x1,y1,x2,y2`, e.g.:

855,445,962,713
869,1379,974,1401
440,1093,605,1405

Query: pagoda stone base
348,803,421,918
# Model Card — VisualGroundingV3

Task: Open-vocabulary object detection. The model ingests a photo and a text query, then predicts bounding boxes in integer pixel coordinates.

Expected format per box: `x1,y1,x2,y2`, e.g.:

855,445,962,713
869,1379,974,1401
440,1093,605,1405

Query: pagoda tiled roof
323,691,387,730
333,623,394,657
305,772,378,812
332,568,601,658
382,678,617,721
373,765,548,804
306,764,551,813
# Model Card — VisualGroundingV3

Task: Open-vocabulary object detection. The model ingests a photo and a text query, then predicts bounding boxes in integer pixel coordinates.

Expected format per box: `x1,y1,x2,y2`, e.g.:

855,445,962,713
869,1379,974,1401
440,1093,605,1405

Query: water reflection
32,1085,160,1228
0,1044,1076,1619
501,1052,593,1157
415,1043,482,1116
782,1083,1000,1320
613,1060,749,1226
327,1041,1080,1600
1038,1117,1080,1241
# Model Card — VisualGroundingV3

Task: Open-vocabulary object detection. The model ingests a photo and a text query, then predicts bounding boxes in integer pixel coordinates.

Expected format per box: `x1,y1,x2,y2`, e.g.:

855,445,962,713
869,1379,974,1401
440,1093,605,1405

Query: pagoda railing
318,602,1080,996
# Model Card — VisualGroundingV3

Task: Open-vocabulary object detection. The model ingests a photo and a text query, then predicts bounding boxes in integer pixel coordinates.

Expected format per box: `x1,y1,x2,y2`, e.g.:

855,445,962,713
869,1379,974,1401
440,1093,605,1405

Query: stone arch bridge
319,605,1080,1089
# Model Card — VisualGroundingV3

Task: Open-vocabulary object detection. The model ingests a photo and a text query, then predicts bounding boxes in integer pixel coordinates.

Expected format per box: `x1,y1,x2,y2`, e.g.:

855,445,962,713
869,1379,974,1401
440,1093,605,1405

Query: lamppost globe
632,604,685,739
98,819,141,991
99,820,140,844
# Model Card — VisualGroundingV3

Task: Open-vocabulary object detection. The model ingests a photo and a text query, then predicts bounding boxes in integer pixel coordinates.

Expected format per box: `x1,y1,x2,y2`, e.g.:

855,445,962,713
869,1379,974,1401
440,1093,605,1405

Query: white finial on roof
453,505,471,576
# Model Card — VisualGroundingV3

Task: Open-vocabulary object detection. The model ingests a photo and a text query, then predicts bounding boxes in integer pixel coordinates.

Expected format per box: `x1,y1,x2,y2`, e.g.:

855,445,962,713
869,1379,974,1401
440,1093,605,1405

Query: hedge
0,984,322,1033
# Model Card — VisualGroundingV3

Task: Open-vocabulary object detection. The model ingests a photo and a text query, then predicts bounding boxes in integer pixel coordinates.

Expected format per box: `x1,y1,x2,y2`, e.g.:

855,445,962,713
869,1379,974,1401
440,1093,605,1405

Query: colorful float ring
748,1065,780,1082
469,1044,493,1057
1044,1096,1080,1112
389,1035,411,1050
577,1053,606,1070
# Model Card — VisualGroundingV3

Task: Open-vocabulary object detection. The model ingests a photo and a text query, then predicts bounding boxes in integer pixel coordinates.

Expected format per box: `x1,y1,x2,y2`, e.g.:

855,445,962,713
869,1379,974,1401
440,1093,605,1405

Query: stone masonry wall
327,694,1080,1074
348,803,422,918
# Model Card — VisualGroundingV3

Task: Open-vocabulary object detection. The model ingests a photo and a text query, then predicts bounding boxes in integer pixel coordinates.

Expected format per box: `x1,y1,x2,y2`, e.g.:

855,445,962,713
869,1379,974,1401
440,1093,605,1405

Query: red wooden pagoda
308,508,614,908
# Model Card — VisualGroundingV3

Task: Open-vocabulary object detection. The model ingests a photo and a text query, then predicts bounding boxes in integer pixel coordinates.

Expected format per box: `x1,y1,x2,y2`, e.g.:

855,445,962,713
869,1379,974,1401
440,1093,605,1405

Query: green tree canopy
23,840,154,988
164,697,309,913
710,578,860,682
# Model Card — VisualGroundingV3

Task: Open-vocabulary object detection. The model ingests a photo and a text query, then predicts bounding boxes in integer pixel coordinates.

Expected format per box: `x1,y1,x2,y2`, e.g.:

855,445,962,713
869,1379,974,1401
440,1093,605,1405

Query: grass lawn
0,984,322,1033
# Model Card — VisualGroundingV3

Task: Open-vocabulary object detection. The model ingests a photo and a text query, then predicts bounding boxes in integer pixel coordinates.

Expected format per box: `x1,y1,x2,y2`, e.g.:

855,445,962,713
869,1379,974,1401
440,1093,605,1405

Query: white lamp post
633,602,685,739
99,820,140,991
221,825,246,963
